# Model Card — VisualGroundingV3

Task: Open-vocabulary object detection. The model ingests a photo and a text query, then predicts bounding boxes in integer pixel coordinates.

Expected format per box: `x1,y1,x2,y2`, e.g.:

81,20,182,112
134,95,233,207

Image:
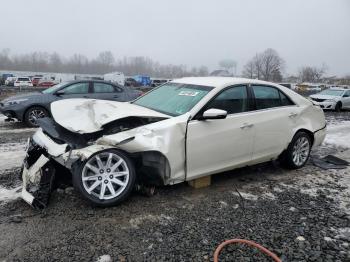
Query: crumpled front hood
50,98,169,134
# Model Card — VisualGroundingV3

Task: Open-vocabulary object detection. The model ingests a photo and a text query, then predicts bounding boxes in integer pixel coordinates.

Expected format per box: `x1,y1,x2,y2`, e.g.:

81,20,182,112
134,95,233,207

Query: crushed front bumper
21,138,57,208
318,101,336,110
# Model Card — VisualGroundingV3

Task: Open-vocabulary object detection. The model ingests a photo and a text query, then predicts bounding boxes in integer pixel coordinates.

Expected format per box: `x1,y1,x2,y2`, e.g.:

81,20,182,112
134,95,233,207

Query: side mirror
343,94,349,97
55,90,65,96
201,108,227,120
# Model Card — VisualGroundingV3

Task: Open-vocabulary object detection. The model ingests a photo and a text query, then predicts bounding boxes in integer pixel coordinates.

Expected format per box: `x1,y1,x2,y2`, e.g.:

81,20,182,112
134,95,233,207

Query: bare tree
219,59,237,75
242,48,284,82
0,48,211,78
298,65,327,82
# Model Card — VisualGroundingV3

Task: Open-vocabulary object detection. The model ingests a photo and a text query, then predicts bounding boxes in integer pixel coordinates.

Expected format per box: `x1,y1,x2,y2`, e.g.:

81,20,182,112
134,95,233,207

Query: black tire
280,131,312,169
72,149,136,207
335,102,342,112
24,106,49,127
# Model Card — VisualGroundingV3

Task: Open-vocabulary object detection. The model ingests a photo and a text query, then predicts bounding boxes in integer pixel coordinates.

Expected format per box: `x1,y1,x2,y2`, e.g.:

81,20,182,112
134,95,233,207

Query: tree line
0,49,209,78
0,48,338,82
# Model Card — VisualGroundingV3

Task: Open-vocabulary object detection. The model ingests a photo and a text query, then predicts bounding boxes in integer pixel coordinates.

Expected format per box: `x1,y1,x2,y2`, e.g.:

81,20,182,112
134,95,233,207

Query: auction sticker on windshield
178,91,199,96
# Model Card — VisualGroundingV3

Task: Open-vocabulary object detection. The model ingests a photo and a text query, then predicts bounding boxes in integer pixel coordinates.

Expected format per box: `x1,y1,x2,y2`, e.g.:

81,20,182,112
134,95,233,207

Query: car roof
66,79,116,85
171,77,281,89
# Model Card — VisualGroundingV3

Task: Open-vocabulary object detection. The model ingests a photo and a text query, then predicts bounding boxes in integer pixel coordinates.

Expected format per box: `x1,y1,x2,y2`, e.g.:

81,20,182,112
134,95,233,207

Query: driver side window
204,85,249,114
63,82,89,94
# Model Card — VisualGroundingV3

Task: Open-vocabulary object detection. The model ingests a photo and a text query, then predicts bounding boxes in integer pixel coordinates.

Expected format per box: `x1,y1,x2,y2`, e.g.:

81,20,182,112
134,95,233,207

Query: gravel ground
0,112,349,261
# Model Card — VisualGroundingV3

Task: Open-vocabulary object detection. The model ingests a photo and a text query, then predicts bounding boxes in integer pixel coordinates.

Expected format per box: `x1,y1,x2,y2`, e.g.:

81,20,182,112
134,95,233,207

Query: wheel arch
23,104,51,120
130,150,171,186
293,128,315,146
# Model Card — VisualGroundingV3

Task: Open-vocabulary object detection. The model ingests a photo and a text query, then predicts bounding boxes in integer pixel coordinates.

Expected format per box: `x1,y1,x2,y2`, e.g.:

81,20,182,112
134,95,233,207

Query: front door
342,90,350,109
186,85,255,180
59,82,92,99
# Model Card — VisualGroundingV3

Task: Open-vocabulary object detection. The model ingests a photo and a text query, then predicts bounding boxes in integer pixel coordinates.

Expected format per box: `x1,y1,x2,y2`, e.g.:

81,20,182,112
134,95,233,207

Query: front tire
281,131,312,169
72,149,136,207
24,106,49,127
335,102,342,112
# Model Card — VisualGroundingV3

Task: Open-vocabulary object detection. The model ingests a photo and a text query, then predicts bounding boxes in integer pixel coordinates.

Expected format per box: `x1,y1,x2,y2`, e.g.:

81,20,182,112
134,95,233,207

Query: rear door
342,90,350,108
249,84,298,164
91,82,128,101
186,85,255,179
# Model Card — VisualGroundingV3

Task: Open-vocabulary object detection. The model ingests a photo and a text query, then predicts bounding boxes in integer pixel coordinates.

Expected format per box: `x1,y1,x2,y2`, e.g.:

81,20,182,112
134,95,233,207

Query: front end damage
21,99,189,208
22,138,57,208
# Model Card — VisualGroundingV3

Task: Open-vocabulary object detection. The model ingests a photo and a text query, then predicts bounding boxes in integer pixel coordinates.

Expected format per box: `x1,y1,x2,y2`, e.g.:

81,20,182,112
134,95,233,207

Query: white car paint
310,89,350,110
22,77,327,204
50,99,169,134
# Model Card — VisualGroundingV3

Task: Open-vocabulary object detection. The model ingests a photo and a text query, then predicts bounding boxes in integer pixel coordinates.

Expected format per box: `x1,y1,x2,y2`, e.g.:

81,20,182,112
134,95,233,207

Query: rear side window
205,85,249,114
252,85,294,109
63,82,89,94
18,78,30,81
94,83,115,93
280,92,294,106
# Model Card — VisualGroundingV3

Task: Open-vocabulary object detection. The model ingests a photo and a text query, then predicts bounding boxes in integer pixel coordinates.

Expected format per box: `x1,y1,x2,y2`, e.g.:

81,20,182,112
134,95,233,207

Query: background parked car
31,77,42,87
125,77,141,87
5,76,17,86
309,88,350,111
0,80,143,127
151,79,168,87
14,77,33,87
38,79,56,87
1,73,14,85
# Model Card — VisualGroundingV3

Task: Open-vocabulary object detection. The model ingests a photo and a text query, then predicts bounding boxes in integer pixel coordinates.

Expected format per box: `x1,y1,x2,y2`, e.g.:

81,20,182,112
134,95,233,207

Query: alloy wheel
82,152,130,200
292,136,310,166
28,109,46,125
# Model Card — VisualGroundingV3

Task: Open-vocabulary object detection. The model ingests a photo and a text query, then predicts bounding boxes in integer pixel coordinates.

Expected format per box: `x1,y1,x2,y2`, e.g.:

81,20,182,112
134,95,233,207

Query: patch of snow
232,191,258,201
324,121,350,149
296,236,305,241
0,127,36,133
0,114,6,121
0,142,26,171
96,255,112,262
0,186,21,203
129,214,173,229
323,237,334,242
335,228,350,241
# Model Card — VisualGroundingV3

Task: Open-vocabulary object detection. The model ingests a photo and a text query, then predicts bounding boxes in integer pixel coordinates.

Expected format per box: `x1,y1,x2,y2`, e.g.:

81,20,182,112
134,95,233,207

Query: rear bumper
313,125,327,148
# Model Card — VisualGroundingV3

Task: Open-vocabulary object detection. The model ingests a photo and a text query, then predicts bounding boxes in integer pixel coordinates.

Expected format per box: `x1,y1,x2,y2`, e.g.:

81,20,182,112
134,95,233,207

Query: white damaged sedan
21,77,326,208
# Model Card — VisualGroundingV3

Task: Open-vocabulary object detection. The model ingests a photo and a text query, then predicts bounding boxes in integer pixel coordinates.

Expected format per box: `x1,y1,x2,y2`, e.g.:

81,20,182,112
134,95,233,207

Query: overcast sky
1,0,349,76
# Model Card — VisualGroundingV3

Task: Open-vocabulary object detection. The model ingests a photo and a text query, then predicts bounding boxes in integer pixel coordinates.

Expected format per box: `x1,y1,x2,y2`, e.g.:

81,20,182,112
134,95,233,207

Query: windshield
133,82,213,116
319,89,344,96
42,82,68,94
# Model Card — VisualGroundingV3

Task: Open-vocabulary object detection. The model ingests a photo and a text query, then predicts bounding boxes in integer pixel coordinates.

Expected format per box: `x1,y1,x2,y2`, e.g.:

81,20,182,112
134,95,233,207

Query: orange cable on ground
214,239,282,262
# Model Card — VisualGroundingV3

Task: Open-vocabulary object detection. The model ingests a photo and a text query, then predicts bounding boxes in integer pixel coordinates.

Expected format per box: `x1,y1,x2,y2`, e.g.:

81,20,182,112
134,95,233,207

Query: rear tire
72,149,136,207
280,131,312,169
335,102,342,112
24,106,49,127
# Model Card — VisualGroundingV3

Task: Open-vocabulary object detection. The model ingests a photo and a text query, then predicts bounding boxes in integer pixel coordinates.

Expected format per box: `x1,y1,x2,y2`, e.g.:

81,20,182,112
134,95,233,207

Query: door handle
240,123,254,129
289,112,298,118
